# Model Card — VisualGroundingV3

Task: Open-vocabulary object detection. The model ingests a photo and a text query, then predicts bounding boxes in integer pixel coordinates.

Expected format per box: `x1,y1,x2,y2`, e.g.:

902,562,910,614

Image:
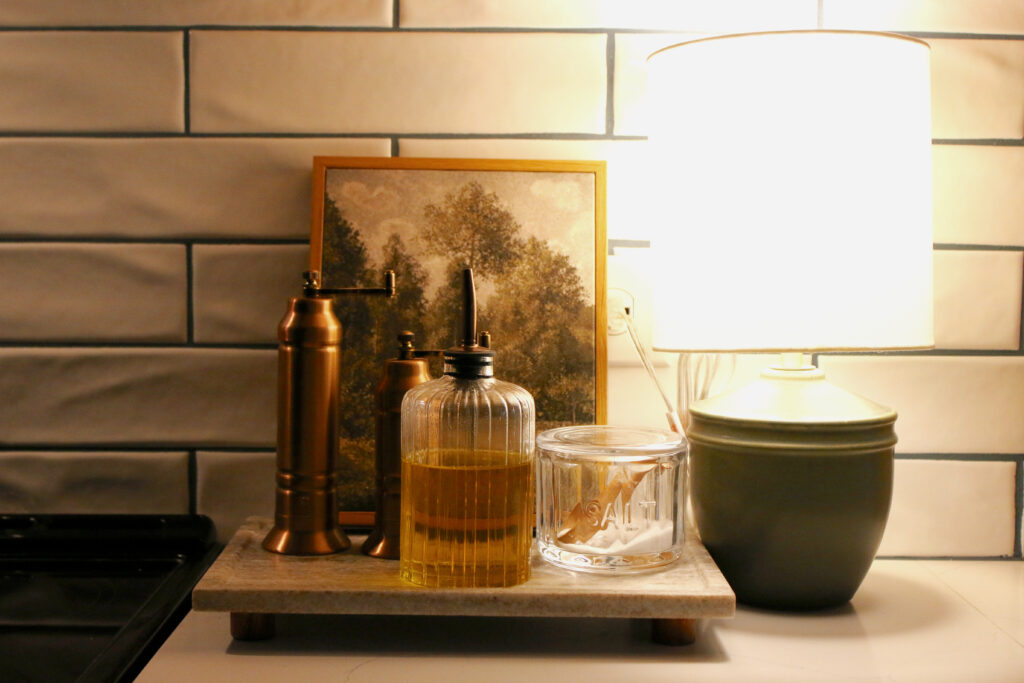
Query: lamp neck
779,352,810,370
763,352,824,381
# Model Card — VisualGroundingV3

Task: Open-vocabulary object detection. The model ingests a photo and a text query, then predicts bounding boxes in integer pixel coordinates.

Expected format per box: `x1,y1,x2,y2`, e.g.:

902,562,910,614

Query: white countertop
139,559,1024,683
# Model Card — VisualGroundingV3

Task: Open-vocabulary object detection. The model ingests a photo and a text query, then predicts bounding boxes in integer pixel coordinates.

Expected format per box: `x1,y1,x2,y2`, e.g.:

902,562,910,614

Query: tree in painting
420,181,525,348
322,173,597,511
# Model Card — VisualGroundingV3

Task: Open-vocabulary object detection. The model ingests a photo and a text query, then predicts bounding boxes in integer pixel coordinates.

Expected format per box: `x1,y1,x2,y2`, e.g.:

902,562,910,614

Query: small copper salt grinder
263,269,396,556
361,332,440,559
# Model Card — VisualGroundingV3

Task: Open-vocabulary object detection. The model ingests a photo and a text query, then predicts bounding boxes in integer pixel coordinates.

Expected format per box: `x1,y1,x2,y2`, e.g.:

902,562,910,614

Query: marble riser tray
193,517,735,628
193,517,735,645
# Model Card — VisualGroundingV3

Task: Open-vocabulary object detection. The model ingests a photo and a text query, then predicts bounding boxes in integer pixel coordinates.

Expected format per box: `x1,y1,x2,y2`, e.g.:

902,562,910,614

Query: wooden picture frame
311,157,607,522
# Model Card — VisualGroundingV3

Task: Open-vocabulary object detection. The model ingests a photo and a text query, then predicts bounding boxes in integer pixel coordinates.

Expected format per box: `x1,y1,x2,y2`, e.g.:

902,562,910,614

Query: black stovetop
0,515,219,683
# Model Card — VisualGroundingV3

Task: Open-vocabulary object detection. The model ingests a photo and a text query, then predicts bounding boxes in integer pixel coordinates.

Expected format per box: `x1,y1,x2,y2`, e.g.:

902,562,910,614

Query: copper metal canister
263,270,395,556
262,293,349,555
361,332,436,558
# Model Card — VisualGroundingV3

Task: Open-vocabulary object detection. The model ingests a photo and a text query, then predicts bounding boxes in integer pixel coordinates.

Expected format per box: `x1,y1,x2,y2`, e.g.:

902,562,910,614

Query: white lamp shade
647,31,934,353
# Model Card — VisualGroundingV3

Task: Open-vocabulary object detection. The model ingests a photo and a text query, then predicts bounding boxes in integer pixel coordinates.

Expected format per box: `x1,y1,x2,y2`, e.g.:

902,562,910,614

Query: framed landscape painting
310,157,607,518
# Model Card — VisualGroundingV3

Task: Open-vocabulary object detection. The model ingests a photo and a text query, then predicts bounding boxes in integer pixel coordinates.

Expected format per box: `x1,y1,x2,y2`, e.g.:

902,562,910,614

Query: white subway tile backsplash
0,349,275,447
196,450,275,542
0,2,1018,563
193,244,308,344
0,31,183,132
933,145,1024,246
190,32,607,134
613,33,702,137
398,138,653,241
929,38,1024,139
607,364,678,429
0,451,189,514
0,243,187,342
818,356,1024,454
0,138,389,239
823,0,1024,35
401,0,816,30
934,250,1022,350
879,459,1016,557
0,0,391,27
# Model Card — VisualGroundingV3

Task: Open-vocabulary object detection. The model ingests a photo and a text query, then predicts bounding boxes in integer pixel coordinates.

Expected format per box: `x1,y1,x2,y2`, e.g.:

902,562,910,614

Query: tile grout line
0,131,648,140
1,26,1022,40
895,453,1024,462
1016,457,1023,558
183,30,190,134
390,137,399,157
0,237,308,245
605,33,615,136
1,132,1021,145
0,342,277,349
934,243,1024,252
1018,256,1024,353
392,0,400,29
185,243,194,343
879,555,1019,561
0,341,1021,357
0,446,1017,461
0,446,276,453
817,0,824,29
188,449,198,515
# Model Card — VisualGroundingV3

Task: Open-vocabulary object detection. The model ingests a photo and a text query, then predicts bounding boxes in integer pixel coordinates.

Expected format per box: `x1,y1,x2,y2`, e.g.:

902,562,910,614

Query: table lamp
646,31,933,609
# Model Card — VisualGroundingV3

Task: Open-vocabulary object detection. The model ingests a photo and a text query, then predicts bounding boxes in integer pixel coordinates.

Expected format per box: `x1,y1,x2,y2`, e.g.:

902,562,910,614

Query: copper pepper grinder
263,269,396,556
361,331,441,559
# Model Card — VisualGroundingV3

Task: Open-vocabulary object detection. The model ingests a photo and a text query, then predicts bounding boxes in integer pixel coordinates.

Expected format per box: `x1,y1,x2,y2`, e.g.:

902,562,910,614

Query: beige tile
193,244,308,344
878,459,1016,557
0,348,275,447
818,356,1024,454
196,451,276,543
398,138,652,241
926,560,1024,646
607,364,678,429
929,38,1024,139
823,0,1024,35
0,31,183,132
401,0,816,30
933,250,1022,350
0,0,391,26
0,451,189,514
0,243,187,342
614,33,704,137
0,138,388,239
190,32,606,134
143,578,1024,682
933,145,1024,246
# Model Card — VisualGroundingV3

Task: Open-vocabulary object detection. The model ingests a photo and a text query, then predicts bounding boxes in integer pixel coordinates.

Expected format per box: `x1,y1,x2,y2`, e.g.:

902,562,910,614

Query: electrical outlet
606,247,670,368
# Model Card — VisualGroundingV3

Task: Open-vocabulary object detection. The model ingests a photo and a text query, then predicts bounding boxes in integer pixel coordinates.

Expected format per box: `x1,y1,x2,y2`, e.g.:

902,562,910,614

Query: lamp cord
617,307,683,434
676,352,736,433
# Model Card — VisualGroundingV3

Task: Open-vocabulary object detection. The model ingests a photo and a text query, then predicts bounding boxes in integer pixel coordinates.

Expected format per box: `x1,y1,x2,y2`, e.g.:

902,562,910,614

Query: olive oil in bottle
401,452,533,587
399,269,536,588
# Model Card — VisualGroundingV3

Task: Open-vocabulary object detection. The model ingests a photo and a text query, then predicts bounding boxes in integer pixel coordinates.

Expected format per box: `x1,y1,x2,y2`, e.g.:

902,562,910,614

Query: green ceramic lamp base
687,357,896,610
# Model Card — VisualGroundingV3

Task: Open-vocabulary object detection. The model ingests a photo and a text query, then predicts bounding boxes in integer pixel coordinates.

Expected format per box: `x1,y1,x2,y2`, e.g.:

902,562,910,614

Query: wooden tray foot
650,618,697,645
231,612,276,641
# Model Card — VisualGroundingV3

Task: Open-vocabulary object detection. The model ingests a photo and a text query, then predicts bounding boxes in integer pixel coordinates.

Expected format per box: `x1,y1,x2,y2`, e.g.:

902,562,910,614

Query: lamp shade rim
647,29,930,63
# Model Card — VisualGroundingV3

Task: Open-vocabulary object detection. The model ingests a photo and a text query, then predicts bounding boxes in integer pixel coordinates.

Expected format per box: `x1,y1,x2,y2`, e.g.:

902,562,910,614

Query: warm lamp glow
647,31,934,352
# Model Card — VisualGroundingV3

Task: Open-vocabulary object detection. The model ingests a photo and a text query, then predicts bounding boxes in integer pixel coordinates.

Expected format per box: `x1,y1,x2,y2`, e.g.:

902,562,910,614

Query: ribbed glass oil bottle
399,269,536,588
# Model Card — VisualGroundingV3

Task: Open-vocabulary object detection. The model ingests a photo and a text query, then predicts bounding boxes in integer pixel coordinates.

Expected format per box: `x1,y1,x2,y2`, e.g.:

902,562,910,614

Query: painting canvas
310,157,607,514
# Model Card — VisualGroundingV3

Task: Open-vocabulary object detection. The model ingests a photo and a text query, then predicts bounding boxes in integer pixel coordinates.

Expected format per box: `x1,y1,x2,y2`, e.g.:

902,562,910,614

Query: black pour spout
445,268,494,378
